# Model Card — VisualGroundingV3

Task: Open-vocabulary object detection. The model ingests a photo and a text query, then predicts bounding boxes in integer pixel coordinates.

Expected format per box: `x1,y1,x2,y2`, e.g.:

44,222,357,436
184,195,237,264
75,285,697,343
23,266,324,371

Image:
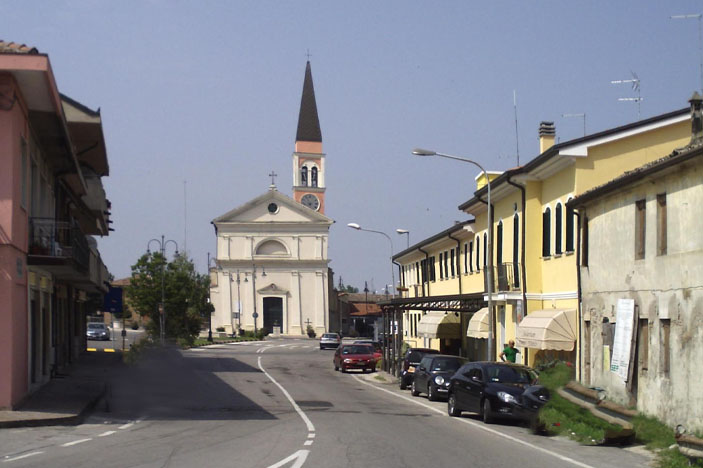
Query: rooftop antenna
670,14,703,93
513,90,520,165
611,72,642,120
562,113,586,137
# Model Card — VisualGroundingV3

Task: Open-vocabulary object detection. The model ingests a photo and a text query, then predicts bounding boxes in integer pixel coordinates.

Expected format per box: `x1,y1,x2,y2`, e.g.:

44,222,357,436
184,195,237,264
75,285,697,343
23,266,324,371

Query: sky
5,1,702,292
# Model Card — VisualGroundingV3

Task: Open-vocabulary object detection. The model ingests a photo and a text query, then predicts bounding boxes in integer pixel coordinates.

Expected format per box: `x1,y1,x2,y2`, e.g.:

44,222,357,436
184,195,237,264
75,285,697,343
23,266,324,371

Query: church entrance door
263,297,283,334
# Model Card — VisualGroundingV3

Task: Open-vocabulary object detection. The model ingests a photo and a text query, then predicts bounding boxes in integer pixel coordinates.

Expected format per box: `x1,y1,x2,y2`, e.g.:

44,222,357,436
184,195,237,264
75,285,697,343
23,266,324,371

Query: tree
344,285,359,293
126,252,210,344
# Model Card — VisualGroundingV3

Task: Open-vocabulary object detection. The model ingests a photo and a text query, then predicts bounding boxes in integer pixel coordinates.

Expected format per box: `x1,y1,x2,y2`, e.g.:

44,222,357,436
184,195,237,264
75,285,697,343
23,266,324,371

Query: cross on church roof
306,49,312,60
269,171,278,185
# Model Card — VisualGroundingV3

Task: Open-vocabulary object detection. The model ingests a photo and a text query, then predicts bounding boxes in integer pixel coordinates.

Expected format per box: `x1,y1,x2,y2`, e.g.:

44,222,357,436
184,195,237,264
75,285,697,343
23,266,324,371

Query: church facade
210,61,333,336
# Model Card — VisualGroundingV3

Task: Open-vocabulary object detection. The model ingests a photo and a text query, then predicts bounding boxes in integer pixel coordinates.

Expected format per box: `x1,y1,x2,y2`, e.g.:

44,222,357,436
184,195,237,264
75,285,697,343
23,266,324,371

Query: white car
319,333,341,350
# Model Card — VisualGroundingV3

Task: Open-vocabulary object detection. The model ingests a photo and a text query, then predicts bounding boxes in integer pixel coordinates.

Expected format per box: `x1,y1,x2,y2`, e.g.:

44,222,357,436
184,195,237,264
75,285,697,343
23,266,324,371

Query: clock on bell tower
292,61,326,214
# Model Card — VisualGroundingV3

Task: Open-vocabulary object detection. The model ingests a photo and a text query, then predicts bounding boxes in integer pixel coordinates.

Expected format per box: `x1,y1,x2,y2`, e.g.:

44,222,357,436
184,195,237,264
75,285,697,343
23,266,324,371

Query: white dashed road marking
3,452,43,463
98,431,116,437
258,356,315,433
61,439,92,447
118,422,134,430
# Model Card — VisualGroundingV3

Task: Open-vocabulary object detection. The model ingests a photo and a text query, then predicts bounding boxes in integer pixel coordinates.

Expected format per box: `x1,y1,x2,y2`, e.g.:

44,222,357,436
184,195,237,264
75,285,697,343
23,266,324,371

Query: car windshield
342,345,373,355
431,357,465,372
322,334,338,339
407,350,430,362
485,365,537,384
88,324,106,330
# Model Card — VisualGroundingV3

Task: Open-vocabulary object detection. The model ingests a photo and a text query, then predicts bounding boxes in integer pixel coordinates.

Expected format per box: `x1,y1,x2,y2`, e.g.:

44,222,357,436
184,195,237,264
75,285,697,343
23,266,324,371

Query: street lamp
411,148,495,360
244,265,266,334
347,223,396,296
396,229,410,249
147,235,179,345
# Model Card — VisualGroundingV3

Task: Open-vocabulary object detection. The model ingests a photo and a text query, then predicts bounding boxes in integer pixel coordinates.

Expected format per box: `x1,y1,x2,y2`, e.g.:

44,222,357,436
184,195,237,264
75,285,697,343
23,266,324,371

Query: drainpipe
573,209,583,382
447,232,463,295
507,177,528,365
418,247,430,297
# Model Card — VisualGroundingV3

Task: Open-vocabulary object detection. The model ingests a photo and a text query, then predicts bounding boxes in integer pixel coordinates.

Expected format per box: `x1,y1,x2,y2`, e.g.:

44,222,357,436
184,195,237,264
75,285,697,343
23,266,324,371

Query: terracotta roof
111,277,131,287
350,302,381,316
0,41,38,54
296,61,322,143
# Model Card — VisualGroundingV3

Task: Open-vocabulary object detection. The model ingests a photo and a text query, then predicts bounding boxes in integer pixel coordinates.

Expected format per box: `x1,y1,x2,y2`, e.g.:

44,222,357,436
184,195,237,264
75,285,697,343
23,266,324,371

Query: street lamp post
412,148,495,360
347,223,396,297
147,235,179,345
207,252,216,342
245,265,266,334
396,229,410,249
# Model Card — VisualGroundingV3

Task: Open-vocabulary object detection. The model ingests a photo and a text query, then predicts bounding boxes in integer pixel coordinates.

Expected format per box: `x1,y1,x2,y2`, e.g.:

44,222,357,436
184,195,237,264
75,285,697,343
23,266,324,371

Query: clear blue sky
5,1,701,292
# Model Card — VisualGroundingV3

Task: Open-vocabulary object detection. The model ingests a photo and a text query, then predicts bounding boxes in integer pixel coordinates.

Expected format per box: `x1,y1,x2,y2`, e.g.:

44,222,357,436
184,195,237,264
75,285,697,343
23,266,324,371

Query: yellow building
394,104,690,371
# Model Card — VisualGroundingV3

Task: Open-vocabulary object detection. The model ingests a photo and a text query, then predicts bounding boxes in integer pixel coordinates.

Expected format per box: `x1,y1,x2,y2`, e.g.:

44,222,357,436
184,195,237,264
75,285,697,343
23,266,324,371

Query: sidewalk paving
0,351,120,429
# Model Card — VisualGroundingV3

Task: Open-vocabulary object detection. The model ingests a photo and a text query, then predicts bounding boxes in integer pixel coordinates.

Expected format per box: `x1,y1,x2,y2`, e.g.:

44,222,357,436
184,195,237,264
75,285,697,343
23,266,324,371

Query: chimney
539,121,556,153
689,91,703,145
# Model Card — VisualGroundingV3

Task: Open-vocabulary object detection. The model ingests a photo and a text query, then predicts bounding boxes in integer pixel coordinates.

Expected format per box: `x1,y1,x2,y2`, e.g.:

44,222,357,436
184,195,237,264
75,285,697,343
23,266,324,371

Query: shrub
255,328,269,340
131,321,139,330
216,326,225,332
306,324,316,338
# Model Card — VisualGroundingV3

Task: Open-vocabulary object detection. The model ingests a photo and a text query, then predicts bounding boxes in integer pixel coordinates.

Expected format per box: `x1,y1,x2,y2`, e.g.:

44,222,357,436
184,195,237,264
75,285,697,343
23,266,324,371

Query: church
209,61,333,336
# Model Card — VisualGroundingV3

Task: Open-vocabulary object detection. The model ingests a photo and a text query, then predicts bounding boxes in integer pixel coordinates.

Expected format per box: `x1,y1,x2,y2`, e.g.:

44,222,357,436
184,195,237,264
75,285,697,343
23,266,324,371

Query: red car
333,344,377,373
354,340,383,361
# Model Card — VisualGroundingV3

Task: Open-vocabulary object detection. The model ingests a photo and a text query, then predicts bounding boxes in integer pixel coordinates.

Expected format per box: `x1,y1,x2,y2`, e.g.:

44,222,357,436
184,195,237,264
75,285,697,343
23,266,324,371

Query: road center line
3,452,43,463
118,422,134,430
61,438,92,447
352,375,596,468
258,356,315,433
98,431,116,437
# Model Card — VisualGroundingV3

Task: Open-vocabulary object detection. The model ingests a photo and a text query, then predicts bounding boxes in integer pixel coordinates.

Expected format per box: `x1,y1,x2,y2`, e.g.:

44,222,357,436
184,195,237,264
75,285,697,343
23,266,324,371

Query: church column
293,271,303,335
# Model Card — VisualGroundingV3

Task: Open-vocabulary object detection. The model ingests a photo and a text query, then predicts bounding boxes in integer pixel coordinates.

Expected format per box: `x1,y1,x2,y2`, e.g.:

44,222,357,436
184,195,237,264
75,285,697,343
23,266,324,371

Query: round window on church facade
268,203,279,214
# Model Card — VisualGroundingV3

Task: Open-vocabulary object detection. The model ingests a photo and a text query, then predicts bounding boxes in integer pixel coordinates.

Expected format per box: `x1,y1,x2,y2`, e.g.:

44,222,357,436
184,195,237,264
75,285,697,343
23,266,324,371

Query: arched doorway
263,297,283,334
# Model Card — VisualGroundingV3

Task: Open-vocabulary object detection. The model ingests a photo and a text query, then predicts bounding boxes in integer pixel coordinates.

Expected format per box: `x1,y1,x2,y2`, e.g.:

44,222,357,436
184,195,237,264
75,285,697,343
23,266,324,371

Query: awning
417,311,461,339
516,309,577,351
467,308,489,339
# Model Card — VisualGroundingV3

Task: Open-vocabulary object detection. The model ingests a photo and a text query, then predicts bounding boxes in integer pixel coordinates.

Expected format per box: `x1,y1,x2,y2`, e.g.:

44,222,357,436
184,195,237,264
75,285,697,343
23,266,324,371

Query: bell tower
292,61,326,214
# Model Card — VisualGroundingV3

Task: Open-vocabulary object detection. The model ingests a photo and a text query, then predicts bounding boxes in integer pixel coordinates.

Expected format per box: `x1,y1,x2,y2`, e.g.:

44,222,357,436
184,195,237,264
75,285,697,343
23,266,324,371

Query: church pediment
257,283,289,295
213,189,332,225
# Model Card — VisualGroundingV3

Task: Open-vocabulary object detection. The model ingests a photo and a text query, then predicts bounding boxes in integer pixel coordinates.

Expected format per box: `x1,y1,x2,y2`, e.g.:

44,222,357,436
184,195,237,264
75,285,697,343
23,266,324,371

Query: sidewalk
0,351,120,429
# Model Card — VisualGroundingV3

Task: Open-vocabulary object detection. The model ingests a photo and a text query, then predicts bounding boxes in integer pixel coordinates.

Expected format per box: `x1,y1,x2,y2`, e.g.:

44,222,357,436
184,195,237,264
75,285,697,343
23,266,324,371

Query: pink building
0,41,111,408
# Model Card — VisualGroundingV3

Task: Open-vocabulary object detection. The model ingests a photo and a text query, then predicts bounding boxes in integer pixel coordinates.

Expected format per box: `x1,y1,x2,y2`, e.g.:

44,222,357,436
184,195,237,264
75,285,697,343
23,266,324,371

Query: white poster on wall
610,298,635,382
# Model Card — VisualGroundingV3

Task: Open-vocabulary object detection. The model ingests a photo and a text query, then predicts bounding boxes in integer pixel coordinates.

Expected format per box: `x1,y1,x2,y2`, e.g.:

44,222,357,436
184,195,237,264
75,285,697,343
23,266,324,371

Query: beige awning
417,311,461,339
467,308,489,339
516,309,577,351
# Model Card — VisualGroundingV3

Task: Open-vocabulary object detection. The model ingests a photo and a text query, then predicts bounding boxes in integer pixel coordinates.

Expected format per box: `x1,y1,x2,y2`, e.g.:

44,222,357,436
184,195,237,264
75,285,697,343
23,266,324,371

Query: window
555,203,563,255
635,199,646,260
20,139,27,209
311,167,318,187
657,194,667,256
513,213,519,264
661,319,670,375
415,261,420,284
566,202,575,252
496,220,503,265
301,166,308,186
450,248,455,277
638,318,649,371
444,251,449,278
420,259,427,283
483,233,487,268
582,216,589,267
542,207,551,257
475,236,480,271
469,241,474,273
438,252,444,280
463,242,468,274
429,256,436,281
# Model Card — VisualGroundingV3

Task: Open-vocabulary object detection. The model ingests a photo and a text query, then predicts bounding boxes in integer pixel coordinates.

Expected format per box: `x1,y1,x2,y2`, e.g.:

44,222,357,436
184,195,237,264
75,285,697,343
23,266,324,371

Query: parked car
87,323,110,341
411,354,467,401
353,340,382,360
399,347,440,390
447,361,550,425
333,344,377,373
319,333,341,350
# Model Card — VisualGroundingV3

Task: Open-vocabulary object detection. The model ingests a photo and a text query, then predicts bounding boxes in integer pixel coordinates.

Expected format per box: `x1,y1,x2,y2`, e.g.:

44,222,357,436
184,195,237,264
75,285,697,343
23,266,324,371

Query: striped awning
516,309,577,351
467,308,490,339
417,311,461,339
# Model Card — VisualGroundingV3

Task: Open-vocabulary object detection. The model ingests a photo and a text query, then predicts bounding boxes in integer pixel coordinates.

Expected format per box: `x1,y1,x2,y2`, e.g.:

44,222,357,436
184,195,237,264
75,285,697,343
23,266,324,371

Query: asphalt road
87,328,144,351
0,338,653,468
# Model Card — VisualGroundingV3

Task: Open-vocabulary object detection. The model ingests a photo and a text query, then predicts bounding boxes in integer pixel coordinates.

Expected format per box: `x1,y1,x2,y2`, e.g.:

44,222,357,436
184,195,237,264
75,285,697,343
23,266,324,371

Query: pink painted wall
0,74,29,408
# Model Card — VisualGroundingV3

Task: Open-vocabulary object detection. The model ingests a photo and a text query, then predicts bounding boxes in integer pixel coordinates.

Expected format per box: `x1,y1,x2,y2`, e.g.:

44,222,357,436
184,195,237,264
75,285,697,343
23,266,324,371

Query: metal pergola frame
376,293,485,375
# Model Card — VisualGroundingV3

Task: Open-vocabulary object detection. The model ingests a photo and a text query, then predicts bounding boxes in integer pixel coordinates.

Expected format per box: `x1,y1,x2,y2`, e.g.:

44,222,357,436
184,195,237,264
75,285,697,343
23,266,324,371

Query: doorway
263,297,283,334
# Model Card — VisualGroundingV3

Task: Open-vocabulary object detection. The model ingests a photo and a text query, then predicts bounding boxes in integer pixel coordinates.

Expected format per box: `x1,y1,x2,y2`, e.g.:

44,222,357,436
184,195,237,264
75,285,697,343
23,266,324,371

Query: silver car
319,333,341,350
87,323,111,341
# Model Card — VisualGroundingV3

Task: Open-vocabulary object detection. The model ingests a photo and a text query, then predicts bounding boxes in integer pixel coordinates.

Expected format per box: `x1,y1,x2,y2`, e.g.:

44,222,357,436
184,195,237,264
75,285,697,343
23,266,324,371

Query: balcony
28,217,90,278
485,262,522,293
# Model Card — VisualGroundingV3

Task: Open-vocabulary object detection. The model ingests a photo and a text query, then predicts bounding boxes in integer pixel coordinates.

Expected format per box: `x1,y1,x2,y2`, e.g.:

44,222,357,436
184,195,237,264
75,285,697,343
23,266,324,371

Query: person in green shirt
500,340,520,363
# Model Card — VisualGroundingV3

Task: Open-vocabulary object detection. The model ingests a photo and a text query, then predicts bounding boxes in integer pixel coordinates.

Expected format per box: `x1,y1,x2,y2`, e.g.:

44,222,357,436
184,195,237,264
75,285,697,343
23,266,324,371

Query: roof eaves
393,220,474,260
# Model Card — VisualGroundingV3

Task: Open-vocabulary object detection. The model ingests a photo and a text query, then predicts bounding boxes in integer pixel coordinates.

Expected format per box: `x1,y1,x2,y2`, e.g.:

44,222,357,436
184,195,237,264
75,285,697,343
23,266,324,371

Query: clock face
300,194,320,211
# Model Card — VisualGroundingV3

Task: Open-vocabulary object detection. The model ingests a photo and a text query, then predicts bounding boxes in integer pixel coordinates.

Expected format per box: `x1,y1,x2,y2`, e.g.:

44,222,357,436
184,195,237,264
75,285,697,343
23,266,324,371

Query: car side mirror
471,376,482,382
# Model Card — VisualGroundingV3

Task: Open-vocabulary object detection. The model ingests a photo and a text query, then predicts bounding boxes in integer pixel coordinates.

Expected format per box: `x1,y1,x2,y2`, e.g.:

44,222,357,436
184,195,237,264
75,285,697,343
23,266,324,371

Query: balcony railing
28,217,90,272
484,262,521,292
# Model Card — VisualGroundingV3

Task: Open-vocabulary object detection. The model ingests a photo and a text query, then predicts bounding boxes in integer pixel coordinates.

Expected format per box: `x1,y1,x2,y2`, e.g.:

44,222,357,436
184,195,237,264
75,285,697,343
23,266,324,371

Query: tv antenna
611,72,642,120
562,113,586,137
670,14,703,93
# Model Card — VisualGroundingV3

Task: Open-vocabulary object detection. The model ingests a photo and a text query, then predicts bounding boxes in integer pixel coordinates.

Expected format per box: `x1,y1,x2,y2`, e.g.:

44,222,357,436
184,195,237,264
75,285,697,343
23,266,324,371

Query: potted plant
306,324,316,338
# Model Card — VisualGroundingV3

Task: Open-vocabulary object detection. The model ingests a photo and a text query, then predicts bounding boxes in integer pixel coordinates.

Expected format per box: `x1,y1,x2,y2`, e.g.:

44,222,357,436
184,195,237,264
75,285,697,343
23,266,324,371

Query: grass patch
632,414,676,450
374,375,387,382
188,336,260,348
123,336,155,365
656,448,703,468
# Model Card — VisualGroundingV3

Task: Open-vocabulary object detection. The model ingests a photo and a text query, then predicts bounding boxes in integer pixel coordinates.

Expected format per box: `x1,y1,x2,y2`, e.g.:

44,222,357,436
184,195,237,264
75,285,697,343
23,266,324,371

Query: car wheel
448,393,462,417
411,380,420,397
334,365,339,371
341,366,347,373
427,383,437,401
482,399,494,424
